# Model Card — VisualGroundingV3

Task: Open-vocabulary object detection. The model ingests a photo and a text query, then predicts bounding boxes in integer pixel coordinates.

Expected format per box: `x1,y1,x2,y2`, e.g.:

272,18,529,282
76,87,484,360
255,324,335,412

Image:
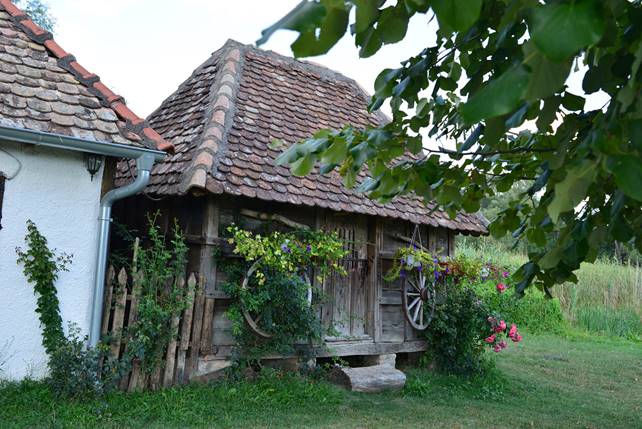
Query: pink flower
511,333,523,343
498,340,507,349
493,344,502,353
503,271,510,278
494,320,507,333
484,334,496,344
509,323,517,338
496,283,507,293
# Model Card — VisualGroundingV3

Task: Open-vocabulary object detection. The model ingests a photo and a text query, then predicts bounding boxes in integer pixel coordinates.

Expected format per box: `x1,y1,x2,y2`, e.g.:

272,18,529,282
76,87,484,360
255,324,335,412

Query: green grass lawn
1,334,641,429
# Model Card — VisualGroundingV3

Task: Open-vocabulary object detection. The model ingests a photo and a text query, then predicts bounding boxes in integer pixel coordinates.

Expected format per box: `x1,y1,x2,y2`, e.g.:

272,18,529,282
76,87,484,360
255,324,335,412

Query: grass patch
1,335,641,428
457,238,642,338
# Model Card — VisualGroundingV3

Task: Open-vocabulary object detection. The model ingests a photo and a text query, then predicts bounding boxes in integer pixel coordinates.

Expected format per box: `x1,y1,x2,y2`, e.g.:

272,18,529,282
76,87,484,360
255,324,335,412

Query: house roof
119,39,486,235
0,1,172,152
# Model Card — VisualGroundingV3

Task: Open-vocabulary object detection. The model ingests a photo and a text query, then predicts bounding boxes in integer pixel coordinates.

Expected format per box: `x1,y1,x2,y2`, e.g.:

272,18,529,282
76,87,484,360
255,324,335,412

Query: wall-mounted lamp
84,153,103,181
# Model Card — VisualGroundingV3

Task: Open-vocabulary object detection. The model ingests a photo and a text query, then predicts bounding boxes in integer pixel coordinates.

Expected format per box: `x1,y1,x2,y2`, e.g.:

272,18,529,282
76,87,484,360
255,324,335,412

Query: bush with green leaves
48,324,128,399
423,285,494,376
470,280,567,335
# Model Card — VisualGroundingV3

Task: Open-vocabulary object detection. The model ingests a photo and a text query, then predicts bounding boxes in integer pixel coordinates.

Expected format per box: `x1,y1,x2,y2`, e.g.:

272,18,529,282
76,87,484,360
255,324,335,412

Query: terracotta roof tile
117,39,486,235
0,1,171,152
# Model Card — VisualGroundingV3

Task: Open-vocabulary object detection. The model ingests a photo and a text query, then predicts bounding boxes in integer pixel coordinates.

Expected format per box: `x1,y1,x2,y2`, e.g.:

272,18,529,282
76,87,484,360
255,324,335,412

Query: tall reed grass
457,236,642,338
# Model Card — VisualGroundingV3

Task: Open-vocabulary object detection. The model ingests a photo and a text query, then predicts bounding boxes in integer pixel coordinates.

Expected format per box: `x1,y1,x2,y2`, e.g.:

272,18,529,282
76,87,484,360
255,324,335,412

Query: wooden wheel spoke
413,299,422,323
408,297,421,312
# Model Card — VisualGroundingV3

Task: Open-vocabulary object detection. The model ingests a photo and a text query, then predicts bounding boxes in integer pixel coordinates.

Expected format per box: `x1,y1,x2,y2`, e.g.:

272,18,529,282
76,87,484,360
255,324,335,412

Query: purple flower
503,271,510,278
418,263,423,272
434,270,441,280
281,242,291,253
400,269,406,278
306,244,312,252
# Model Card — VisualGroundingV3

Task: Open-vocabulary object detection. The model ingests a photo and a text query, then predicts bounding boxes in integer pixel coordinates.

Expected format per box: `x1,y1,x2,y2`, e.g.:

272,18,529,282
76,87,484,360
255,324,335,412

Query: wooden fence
100,263,212,391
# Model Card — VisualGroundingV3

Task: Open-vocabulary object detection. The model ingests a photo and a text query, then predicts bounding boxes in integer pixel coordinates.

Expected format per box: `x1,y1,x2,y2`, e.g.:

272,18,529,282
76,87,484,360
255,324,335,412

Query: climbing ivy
16,220,71,357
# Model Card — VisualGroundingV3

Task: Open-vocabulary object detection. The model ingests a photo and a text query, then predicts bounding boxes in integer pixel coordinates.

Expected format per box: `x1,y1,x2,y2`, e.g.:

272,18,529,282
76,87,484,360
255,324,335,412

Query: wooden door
321,212,371,340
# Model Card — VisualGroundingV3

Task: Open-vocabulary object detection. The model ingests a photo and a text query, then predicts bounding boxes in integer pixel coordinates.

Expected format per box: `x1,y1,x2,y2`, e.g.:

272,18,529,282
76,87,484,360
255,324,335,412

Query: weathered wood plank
200,297,215,355
162,276,185,388
109,268,128,359
176,273,197,383
187,275,206,380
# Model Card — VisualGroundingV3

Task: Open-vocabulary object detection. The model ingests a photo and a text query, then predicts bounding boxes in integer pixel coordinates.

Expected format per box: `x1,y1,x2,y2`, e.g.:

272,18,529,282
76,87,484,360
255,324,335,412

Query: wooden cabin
113,40,487,378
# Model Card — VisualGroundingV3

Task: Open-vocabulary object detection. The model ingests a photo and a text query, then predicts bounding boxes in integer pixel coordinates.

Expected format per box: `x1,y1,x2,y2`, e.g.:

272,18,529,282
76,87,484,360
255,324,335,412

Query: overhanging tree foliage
258,0,642,295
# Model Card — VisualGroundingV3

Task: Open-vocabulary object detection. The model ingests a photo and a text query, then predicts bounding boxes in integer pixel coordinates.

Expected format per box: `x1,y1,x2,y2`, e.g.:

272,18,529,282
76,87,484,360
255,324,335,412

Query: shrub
471,280,568,334
48,324,128,399
423,285,494,376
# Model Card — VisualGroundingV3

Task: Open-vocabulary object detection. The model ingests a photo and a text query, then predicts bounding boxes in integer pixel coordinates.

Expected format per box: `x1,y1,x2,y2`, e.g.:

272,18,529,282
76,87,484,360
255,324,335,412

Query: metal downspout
89,153,156,346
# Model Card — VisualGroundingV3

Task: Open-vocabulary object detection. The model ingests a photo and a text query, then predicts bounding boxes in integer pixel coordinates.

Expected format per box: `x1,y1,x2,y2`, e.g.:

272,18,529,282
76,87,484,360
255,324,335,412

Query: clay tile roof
119,39,486,235
0,1,172,152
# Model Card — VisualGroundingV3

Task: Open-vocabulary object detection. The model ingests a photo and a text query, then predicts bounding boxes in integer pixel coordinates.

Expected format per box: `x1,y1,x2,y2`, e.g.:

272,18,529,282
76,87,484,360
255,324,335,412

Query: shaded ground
1,334,641,428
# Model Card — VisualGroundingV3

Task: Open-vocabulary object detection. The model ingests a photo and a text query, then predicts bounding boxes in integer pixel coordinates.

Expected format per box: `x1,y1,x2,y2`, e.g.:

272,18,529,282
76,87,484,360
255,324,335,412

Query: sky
46,0,433,118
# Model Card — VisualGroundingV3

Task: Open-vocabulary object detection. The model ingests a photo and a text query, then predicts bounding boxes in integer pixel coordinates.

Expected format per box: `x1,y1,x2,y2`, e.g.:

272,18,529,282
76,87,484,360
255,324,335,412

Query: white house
0,1,172,379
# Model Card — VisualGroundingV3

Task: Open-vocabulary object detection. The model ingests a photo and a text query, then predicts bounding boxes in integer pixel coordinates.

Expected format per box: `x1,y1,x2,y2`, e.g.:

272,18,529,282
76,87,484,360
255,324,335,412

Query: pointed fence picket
101,264,209,391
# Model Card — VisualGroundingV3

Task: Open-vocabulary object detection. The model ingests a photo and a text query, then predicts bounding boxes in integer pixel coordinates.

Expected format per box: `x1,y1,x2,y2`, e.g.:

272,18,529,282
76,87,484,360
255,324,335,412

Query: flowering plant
485,316,522,353
227,225,348,284
384,246,450,283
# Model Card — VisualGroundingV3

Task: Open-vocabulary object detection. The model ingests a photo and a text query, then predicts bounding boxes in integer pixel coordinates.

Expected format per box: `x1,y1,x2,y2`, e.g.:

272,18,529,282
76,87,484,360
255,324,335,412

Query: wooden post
371,219,383,342
199,198,218,353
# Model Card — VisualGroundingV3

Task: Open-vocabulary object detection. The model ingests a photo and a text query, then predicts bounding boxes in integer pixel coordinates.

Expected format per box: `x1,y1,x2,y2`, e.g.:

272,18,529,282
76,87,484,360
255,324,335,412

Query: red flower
496,283,507,293
511,333,523,343
498,340,508,349
493,344,502,353
509,323,518,338
484,334,496,343
494,320,507,333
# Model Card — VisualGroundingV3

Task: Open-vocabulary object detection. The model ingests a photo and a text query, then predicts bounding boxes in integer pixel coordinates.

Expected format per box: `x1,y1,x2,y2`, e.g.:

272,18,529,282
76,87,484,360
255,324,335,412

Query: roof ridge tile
178,42,245,194
0,0,172,153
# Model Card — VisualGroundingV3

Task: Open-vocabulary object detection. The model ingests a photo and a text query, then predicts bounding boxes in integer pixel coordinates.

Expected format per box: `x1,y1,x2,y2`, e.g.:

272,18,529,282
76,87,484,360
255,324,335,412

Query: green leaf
353,0,379,33
290,0,350,57
607,155,642,202
321,138,348,164
460,65,530,124
561,92,585,111
523,42,571,101
291,154,316,176
378,5,409,44
531,0,605,62
547,160,597,223
431,0,482,33
257,1,325,46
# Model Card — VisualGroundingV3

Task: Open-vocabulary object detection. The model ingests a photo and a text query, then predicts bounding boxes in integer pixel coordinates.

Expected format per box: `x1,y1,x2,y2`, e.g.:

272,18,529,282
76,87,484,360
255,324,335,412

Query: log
328,365,406,393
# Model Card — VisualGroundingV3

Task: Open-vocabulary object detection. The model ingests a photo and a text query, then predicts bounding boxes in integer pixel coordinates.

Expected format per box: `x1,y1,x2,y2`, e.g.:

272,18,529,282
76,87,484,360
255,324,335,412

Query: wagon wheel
240,258,313,339
402,268,436,331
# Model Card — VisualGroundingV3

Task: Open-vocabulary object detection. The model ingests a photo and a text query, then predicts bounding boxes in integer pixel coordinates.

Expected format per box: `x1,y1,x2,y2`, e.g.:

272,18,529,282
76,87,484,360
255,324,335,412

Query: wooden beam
239,208,309,230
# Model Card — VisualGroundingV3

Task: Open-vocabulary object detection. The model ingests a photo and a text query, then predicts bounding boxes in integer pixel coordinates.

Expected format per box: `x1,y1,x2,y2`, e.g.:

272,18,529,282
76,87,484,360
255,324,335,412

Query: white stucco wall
0,141,104,380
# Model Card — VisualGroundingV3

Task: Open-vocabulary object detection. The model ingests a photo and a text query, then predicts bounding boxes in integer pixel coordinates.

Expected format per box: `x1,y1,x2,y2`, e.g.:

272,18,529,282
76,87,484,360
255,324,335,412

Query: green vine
123,214,189,375
221,225,348,361
16,220,72,357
